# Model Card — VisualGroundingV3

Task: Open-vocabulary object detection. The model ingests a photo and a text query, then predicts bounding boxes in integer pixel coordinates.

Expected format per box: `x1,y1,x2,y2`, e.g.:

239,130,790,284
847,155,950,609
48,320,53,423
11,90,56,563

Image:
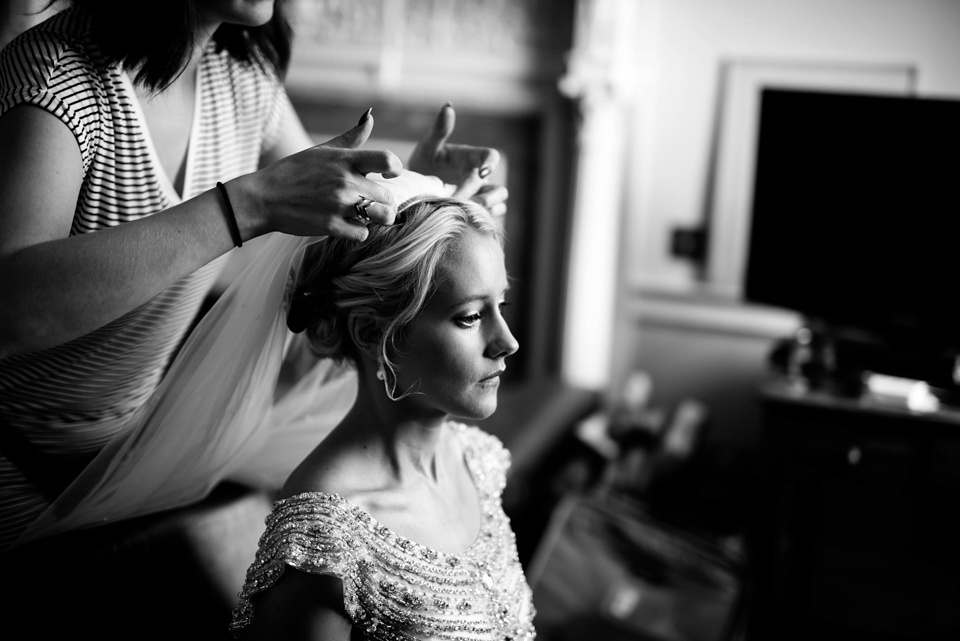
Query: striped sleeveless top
0,8,288,550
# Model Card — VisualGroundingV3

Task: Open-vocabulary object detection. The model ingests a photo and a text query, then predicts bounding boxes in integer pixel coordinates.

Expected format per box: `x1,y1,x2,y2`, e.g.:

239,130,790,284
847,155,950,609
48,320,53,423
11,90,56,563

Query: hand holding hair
221,111,405,243
471,183,509,218
407,103,503,201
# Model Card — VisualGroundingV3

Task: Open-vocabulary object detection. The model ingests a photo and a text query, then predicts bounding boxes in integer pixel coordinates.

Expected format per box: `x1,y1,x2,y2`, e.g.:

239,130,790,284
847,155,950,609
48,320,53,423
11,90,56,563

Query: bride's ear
347,316,382,361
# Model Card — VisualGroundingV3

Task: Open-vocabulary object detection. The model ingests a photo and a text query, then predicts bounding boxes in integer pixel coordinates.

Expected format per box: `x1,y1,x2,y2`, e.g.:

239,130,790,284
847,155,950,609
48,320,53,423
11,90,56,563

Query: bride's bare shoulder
279,428,390,502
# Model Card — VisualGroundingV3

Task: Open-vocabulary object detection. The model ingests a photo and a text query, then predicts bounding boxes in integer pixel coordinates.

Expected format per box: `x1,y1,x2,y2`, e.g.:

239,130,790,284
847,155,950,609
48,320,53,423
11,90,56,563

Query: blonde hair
290,197,504,395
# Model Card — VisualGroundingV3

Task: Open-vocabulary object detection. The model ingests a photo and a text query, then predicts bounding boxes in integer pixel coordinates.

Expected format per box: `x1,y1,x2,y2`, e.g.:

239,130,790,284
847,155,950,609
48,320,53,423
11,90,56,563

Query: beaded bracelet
215,181,243,248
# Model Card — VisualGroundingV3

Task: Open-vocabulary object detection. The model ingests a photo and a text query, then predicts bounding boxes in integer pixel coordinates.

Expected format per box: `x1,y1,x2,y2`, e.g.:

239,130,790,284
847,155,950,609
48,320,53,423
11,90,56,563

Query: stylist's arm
0,110,392,359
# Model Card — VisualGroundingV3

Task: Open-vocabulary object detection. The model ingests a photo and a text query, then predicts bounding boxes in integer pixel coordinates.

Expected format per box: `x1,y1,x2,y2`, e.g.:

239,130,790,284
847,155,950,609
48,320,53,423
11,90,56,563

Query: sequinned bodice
230,423,536,640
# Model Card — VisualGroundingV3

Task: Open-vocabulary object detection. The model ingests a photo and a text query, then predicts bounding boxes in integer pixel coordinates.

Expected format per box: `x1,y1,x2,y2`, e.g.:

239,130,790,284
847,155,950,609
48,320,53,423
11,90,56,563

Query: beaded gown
231,423,536,641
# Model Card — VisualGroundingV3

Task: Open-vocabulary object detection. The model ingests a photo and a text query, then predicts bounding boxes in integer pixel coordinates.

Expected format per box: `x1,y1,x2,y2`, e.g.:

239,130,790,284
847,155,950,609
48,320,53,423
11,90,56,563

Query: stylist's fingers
419,102,455,154
326,108,404,166
317,113,404,228
320,109,374,150
256,109,414,238
296,146,401,232
447,145,501,198
349,149,404,180
319,111,403,178
477,146,500,178
347,173,402,226
316,111,403,181
327,215,373,243
448,144,500,179
471,183,509,217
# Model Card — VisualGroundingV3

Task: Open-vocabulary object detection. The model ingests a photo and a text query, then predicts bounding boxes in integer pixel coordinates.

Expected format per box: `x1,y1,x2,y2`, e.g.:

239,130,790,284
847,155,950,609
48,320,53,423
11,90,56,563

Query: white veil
17,171,450,546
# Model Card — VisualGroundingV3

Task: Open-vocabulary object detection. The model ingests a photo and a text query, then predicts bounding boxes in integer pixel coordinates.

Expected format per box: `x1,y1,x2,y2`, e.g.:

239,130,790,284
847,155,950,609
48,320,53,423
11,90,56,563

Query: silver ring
354,196,374,221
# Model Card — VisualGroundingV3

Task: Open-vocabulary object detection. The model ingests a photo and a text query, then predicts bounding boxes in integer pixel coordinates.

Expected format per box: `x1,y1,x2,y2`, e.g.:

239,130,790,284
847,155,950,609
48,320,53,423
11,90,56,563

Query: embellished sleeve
229,493,367,635
457,424,512,498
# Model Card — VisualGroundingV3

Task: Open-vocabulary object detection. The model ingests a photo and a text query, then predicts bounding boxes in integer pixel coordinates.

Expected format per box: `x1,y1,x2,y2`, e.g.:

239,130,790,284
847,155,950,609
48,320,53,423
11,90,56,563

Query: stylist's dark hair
60,0,291,91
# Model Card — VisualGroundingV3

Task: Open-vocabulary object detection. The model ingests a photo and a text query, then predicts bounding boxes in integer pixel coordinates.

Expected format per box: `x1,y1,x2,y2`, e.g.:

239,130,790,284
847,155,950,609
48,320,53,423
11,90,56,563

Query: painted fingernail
443,102,453,109
478,166,492,179
358,108,372,126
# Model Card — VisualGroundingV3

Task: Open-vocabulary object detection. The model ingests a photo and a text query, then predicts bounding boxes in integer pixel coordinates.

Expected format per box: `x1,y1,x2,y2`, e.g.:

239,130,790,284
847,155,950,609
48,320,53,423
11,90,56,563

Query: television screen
744,88,960,359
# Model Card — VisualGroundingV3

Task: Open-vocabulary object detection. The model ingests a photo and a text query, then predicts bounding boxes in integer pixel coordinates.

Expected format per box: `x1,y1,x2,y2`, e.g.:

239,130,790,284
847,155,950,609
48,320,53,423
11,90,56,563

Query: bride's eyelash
456,313,482,327
455,300,510,327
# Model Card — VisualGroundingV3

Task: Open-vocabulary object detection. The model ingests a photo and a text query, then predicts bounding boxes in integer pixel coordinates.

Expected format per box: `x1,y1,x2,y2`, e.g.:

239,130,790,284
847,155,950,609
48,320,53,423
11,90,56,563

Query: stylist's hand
408,103,507,215
237,112,403,242
470,183,509,218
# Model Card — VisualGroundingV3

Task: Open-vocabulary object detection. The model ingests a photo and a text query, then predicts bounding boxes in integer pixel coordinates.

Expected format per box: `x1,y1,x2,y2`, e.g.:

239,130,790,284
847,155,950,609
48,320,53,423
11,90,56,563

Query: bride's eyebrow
446,294,486,311
447,285,511,311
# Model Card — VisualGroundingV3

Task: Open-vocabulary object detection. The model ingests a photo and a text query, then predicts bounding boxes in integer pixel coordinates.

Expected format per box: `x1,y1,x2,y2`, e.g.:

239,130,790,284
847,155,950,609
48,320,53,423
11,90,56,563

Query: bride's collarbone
351,481,482,556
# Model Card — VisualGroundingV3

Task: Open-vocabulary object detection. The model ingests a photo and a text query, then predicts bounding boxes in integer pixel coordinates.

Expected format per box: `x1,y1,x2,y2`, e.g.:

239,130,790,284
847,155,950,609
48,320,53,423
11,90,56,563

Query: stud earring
376,359,400,401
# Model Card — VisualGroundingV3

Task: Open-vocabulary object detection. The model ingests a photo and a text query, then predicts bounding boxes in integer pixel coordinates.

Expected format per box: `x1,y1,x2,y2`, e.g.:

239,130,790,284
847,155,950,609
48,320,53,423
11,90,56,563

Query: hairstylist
0,0,505,551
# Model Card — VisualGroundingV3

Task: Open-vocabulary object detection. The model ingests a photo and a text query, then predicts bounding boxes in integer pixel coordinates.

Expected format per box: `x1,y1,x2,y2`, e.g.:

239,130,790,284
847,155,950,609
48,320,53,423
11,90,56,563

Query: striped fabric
0,8,288,550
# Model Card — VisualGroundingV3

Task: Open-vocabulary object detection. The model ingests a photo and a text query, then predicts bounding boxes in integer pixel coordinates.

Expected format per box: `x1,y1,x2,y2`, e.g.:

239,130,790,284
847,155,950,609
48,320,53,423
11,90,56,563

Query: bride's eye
455,312,482,328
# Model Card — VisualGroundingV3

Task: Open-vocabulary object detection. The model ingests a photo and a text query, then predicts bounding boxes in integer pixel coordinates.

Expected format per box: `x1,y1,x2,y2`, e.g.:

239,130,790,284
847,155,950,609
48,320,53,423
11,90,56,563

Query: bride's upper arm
248,567,353,641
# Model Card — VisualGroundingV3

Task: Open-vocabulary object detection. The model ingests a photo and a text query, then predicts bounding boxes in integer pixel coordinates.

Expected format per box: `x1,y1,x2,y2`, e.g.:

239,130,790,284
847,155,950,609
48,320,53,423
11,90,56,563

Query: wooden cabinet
748,380,960,640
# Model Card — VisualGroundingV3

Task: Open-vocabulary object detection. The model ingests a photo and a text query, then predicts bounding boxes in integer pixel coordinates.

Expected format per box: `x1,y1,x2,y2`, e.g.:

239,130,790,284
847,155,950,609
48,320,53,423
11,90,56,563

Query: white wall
625,0,960,291
607,0,960,446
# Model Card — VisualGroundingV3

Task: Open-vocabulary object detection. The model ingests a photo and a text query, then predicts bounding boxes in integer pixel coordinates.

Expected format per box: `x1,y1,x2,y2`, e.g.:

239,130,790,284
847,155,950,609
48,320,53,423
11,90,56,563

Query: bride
230,195,535,640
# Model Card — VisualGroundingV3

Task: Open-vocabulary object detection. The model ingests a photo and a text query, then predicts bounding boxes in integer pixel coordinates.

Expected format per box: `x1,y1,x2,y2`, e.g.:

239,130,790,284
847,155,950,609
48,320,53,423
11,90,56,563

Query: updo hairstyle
288,197,504,383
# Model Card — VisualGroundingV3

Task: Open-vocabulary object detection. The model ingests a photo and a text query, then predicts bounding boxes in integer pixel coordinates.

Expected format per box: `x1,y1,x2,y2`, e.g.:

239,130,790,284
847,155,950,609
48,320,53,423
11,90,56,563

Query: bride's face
390,229,518,420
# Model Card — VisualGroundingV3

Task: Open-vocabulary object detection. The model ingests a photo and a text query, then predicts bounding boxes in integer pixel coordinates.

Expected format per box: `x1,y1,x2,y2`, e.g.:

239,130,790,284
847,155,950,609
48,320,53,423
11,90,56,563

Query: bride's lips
480,369,505,383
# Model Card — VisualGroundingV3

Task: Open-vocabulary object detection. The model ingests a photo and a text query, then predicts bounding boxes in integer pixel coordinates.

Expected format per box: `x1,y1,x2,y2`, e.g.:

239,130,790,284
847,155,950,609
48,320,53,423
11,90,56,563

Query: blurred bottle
630,398,709,490
786,323,836,391
607,370,660,446
602,370,666,493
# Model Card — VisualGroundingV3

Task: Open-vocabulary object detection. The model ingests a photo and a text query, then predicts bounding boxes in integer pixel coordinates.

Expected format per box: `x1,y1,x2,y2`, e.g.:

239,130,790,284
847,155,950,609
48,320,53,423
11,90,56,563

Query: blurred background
5,1,960,640
260,3,960,639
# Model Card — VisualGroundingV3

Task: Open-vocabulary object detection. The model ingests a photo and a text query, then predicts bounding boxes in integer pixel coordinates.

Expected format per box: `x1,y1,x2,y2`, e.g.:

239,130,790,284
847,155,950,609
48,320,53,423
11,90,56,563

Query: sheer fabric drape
17,171,447,546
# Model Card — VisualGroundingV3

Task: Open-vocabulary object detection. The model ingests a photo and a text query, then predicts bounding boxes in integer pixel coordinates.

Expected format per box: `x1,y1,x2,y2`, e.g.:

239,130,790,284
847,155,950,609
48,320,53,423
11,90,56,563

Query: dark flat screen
744,88,960,352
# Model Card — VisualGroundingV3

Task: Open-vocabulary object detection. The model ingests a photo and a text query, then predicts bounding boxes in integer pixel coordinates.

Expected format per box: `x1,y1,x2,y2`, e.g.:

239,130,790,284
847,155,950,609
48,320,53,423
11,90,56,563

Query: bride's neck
340,383,448,483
